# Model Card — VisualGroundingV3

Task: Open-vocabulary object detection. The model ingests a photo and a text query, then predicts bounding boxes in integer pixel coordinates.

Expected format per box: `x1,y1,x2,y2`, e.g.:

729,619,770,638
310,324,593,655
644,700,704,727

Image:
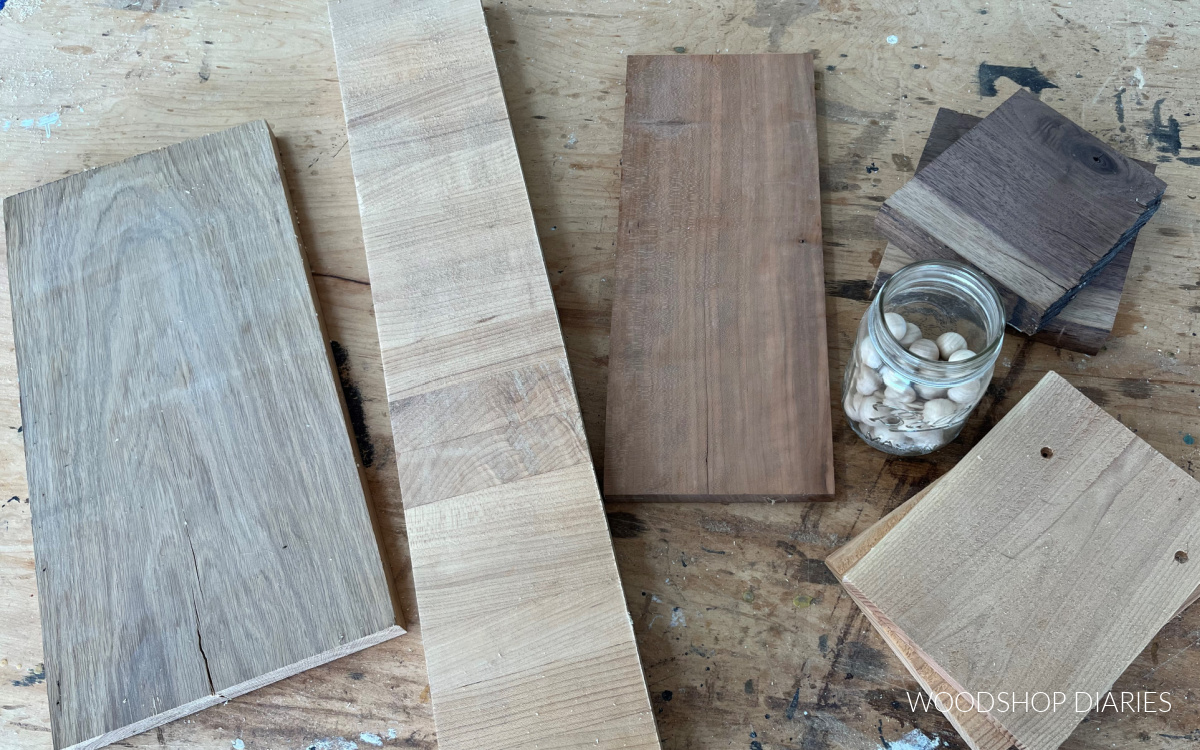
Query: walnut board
327,0,658,747
837,371,1200,750
3,121,403,750
603,53,834,502
871,107,1154,355
874,90,1166,335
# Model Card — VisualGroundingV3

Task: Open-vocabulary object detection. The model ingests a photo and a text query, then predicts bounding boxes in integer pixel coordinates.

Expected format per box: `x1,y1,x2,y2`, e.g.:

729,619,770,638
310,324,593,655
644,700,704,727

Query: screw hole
1177,551,1189,564
1093,155,1101,162
1040,447,1053,459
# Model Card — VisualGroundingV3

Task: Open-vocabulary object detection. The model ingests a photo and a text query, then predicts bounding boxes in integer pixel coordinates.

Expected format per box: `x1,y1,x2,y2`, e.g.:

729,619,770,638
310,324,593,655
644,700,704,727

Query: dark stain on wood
607,511,649,538
330,341,376,467
799,558,839,585
11,665,45,688
1076,385,1110,407
977,62,1058,97
1119,378,1153,400
826,279,873,301
1148,99,1182,155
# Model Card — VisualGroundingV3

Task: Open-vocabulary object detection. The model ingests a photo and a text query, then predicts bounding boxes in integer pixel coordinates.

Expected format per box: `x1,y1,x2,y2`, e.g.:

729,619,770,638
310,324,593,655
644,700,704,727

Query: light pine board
840,371,1200,750
871,107,1155,356
874,90,1166,335
826,480,1019,750
828,477,1200,750
604,53,834,502
327,0,659,747
4,120,403,750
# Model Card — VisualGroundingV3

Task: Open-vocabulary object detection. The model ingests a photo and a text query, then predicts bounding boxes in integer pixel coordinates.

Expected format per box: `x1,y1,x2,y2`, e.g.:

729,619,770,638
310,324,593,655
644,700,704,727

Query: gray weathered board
4,120,403,750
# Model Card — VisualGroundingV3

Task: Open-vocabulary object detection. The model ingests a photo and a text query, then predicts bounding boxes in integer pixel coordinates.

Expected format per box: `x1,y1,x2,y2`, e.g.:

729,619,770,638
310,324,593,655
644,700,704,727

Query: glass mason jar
843,259,1005,455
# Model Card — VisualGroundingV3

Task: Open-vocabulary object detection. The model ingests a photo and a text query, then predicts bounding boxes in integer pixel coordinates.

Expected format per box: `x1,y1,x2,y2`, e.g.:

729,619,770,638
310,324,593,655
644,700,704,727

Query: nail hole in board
1176,551,1189,564
1040,447,1053,459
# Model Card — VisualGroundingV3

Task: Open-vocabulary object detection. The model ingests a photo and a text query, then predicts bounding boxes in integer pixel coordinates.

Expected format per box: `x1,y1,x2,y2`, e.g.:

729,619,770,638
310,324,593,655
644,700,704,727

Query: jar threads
844,259,1006,455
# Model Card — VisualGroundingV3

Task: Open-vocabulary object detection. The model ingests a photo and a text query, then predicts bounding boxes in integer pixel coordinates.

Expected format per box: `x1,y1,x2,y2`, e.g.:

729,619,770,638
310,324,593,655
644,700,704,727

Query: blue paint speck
0,0,8,12
1185,434,1195,445
231,740,245,750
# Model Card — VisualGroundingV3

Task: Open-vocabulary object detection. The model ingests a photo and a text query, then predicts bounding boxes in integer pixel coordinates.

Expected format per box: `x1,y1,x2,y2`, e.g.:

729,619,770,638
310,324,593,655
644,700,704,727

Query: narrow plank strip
327,1,659,747
871,107,1154,355
841,372,1200,750
604,54,833,502
4,120,403,750
875,91,1165,334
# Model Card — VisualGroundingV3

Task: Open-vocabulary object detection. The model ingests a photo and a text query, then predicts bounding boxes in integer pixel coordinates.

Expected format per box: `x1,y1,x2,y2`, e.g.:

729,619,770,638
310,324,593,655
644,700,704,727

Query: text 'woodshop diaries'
905,690,1174,715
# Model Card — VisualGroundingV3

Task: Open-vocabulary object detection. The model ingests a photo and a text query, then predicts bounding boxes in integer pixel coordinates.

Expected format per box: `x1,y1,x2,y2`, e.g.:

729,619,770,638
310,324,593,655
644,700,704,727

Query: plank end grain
840,371,1200,750
875,91,1166,335
328,0,660,747
604,53,834,502
5,120,403,750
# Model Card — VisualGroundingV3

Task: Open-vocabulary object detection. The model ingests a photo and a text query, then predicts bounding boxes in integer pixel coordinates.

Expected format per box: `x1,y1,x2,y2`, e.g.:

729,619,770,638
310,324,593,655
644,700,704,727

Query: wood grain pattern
872,108,1155,355
6,2,1200,749
827,480,1020,750
604,54,833,502
327,1,658,747
875,90,1166,335
841,371,1200,750
829,478,1200,750
3,121,403,750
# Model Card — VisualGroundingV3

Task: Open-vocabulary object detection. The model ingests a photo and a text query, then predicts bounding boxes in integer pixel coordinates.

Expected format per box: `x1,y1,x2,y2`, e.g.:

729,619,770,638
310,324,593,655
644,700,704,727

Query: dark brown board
871,107,1155,355
874,90,1165,334
604,54,834,502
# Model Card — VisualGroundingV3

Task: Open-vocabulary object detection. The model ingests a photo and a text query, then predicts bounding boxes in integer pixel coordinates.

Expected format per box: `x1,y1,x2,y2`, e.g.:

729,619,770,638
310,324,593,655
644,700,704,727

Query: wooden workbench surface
1,1,1197,748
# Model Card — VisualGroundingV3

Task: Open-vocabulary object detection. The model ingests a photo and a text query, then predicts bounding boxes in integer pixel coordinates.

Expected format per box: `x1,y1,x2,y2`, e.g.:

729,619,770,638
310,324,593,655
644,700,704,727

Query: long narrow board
840,372,1200,750
875,90,1166,334
870,107,1154,355
4,120,403,750
327,1,659,747
604,54,834,502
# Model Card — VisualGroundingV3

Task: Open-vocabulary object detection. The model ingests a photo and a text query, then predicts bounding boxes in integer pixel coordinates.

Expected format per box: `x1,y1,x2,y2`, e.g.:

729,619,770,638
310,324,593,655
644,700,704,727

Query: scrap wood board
4,120,403,750
828,478,1200,750
603,53,834,502
827,481,1019,750
327,0,659,747
832,371,1200,750
874,90,1167,335
871,107,1155,355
